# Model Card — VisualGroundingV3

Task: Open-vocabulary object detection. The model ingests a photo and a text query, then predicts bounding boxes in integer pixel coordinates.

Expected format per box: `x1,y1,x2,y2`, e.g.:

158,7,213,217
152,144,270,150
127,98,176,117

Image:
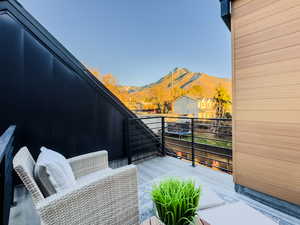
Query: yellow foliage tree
187,85,203,98
89,69,132,108
146,86,186,113
89,68,101,80
213,86,231,118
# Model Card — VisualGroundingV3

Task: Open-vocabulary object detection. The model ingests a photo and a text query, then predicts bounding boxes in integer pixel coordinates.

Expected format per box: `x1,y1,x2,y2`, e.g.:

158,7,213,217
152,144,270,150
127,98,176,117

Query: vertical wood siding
232,0,300,205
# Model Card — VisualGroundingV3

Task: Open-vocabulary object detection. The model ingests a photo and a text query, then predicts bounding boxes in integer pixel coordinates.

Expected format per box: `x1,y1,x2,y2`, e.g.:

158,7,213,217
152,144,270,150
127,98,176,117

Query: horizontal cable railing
126,116,232,173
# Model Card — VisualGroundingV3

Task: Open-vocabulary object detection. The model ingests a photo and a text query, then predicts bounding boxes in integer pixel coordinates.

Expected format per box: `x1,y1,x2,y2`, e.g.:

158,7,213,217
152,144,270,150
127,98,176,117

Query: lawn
181,135,232,149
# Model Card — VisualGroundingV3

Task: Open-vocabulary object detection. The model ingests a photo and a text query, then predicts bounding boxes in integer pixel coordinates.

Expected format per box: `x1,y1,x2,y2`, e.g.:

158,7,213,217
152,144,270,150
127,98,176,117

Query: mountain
119,85,142,93
124,68,231,101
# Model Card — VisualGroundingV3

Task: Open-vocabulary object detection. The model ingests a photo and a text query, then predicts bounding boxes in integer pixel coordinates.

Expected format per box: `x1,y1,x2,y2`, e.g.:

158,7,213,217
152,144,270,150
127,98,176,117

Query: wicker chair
13,147,139,225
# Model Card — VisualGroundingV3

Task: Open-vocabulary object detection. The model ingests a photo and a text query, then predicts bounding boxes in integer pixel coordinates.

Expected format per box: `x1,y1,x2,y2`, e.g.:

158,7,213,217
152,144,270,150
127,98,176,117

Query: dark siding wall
0,11,132,160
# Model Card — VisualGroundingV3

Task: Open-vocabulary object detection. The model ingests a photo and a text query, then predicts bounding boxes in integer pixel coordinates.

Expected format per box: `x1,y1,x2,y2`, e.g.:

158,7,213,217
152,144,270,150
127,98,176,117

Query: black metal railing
126,116,232,173
0,126,16,225
126,116,163,163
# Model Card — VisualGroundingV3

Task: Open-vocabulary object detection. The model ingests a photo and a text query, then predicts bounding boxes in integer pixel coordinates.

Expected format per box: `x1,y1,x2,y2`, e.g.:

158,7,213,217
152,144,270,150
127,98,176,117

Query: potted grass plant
151,178,202,225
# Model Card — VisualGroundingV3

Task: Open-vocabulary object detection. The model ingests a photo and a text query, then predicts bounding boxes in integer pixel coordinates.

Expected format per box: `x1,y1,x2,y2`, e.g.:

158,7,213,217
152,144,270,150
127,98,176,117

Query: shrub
151,178,201,225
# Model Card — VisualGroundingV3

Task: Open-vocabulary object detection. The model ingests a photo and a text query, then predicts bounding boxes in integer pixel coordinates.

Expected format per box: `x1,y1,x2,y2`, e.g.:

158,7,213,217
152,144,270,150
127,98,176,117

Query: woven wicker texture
13,148,139,225
13,147,45,204
68,151,109,179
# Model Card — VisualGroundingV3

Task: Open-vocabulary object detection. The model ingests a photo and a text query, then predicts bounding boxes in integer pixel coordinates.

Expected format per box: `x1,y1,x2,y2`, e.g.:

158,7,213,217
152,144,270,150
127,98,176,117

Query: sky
19,0,231,86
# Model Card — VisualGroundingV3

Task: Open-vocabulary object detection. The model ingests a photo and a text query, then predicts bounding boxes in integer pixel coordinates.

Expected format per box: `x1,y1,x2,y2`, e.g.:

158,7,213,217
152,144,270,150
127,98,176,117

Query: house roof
176,95,214,102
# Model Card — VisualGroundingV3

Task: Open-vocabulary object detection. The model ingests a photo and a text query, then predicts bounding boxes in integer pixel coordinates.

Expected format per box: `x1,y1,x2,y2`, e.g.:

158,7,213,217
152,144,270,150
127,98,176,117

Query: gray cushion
34,164,56,197
34,147,76,197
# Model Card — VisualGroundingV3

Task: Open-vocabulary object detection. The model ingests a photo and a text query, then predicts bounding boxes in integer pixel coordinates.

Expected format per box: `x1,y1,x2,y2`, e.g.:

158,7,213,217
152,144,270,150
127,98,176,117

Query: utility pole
170,71,174,113
171,71,174,97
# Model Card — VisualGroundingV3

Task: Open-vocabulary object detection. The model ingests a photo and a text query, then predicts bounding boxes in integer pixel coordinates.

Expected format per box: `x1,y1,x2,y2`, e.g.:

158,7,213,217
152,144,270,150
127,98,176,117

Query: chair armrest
68,150,108,179
36,165,139,225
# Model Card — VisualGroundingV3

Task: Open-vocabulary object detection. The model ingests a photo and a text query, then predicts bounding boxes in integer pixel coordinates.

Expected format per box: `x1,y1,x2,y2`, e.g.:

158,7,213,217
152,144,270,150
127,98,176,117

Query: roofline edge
219,0,231,31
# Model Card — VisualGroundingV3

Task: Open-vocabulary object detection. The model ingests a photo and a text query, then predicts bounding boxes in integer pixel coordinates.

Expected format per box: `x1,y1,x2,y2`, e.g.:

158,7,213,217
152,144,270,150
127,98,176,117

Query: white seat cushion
34,147,76,196
199,202,279,225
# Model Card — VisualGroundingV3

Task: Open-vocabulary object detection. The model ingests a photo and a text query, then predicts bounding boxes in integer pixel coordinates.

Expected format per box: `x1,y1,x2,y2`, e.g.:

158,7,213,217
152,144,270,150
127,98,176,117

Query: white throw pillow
35,147,76,194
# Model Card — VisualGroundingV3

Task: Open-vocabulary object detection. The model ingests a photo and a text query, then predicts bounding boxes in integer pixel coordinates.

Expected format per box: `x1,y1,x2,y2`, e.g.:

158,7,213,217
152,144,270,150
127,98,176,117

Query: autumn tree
188,85,203,97
213,86,231,118
147,86,165,113
165,87,186,112
171,87,186,101
89,69,131,108
101,74,117,91
89,68,101,80
101,74,132,106
146,86,186,113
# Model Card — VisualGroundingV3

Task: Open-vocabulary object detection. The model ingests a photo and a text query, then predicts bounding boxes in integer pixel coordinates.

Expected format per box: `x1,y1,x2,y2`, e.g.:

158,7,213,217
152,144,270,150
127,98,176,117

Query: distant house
173,95,215,118
173,96,198,117
197,98,215,118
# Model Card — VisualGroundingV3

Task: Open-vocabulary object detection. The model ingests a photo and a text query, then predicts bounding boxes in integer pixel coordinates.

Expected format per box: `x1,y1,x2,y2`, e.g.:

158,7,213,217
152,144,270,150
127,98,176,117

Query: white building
173,96,215,118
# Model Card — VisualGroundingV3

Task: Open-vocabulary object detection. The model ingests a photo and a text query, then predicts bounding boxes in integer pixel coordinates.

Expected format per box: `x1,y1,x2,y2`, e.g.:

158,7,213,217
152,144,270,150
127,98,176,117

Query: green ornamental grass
151,178,201,225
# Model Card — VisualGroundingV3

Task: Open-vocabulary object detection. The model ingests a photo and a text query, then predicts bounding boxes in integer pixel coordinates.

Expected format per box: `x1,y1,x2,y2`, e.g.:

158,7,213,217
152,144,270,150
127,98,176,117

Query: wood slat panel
236,131,300,152
232,0,300,205
236,58,300,79
235,173,300,205
236,83,300,100
236,18,300,49
236,44,300,70
233,0,258,10
236,71,300,88
235,153,300,205
236,142,300,164
236,31,300,59
235,110,300,123
235,5,300,39
236,98,300,111
234,0,296,29
235,120,300,138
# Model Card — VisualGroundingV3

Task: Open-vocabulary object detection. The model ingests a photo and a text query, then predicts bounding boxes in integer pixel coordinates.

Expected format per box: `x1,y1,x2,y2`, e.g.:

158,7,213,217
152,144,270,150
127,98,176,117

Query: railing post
125,119,132,165
161,117,165,156
191,118,195,167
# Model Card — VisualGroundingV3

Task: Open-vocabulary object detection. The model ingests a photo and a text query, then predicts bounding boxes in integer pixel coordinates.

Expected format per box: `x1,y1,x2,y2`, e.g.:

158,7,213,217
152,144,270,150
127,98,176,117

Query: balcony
2,121,300,225
1,1,300,224
7,157,300,225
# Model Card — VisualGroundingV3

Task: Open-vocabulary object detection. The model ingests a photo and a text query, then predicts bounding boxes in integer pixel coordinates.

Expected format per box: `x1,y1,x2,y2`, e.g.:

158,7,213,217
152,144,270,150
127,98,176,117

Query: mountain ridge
121,68,231,100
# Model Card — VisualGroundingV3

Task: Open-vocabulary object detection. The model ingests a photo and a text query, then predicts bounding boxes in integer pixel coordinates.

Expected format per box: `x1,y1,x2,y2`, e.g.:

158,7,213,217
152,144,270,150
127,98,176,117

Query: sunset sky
19,0,231,86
